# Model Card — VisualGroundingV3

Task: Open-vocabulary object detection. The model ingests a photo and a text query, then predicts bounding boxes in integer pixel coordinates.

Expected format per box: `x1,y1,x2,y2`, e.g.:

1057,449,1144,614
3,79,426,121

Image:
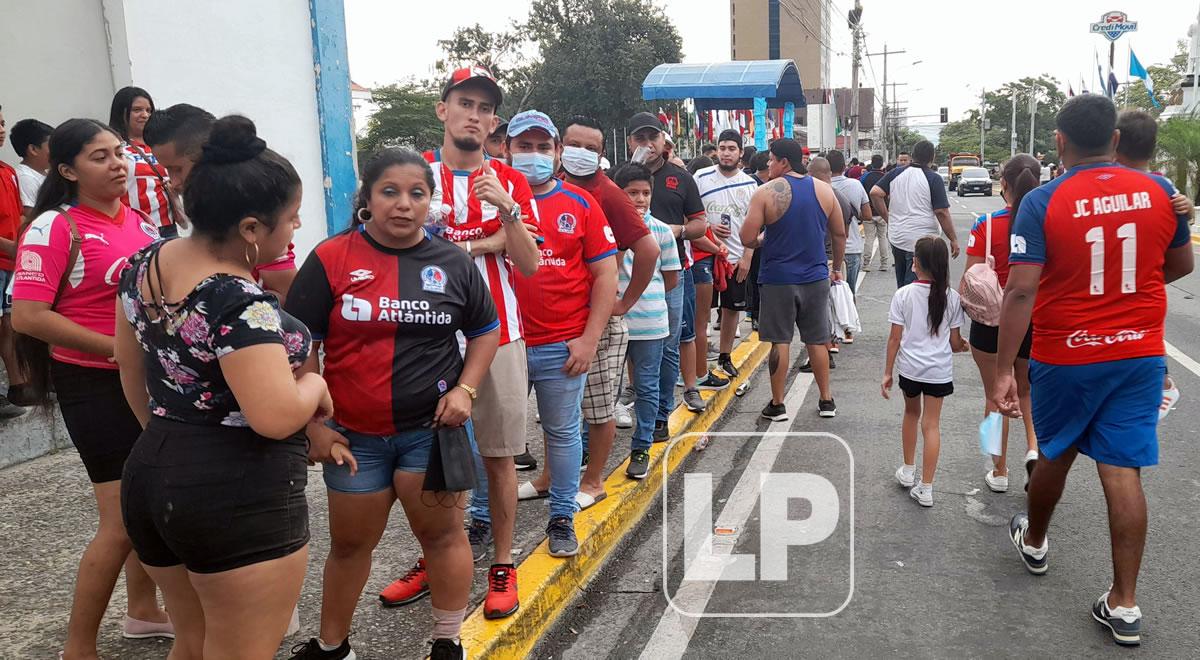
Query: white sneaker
895,465,915,488
909,483,933,507
285,605,300,637
1160,383,1180,421
615,402,634,429
985,469,1009,493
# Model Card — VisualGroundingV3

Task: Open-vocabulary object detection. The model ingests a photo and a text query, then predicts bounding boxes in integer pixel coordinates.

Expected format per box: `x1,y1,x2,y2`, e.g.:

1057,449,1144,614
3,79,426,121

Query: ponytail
914,235,950,336
1002,153,1042,215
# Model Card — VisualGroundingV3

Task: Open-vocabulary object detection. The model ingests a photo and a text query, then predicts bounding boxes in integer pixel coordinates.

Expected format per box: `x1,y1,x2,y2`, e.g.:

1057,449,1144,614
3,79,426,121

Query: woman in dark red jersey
962,154,1040,494
10,118,173,656
286,149,499,660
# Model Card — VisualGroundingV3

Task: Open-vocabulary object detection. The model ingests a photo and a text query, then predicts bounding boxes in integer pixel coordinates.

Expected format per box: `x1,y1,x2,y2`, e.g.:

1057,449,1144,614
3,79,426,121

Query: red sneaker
379,559,430,607
483,564,519,619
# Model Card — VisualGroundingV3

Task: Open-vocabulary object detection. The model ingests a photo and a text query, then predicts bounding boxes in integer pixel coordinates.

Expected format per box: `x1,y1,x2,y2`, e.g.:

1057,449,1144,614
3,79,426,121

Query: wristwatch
500,203,522,224
455,383,478,399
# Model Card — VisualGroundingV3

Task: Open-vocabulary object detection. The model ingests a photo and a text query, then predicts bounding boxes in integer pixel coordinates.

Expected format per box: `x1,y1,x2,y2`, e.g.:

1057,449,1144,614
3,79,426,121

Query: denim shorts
691,256,714,285
680,267,697,343
322,420,476,494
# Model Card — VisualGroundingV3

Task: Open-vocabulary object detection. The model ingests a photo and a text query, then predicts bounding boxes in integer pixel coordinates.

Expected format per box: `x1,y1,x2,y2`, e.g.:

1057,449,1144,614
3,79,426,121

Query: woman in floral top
114,116,339,659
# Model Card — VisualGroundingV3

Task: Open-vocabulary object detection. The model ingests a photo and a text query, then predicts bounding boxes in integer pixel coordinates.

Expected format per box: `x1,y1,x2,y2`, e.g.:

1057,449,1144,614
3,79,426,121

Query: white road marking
639,372,816,660
1165,340,1200,379
855,268,866,291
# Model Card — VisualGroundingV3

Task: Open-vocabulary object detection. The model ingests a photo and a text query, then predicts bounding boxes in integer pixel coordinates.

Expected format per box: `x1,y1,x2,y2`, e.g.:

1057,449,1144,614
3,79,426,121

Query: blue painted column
783,102,795,141
753,97,768,151
310,0,356,235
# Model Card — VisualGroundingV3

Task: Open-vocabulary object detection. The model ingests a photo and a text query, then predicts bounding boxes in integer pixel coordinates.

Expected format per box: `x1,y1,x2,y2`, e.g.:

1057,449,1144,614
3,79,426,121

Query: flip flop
517,481,549,500
575,491,608,511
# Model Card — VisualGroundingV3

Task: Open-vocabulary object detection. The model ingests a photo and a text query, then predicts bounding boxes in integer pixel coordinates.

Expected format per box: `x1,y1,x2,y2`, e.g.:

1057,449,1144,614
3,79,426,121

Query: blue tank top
758,175,830,285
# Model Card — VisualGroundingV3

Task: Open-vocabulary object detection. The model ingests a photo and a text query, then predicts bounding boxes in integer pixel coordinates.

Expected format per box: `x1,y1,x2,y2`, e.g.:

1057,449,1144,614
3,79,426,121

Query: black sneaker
717,354,739,378
514,445,537,472
1008,512,1048,575
652,420,669,442
798,356,835,372
750,317,759,332
1092,591,1142,646
696,371,730,390
428,637,467,660
682,388,707,412
761,401,789,421
546,516,579,557
289,637,354,660
626,450,650,479
466,518,491,563
818,399,836,418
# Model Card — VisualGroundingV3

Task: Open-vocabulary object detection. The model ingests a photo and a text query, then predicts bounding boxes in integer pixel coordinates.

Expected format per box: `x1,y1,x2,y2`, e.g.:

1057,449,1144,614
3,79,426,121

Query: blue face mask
511,152,556,185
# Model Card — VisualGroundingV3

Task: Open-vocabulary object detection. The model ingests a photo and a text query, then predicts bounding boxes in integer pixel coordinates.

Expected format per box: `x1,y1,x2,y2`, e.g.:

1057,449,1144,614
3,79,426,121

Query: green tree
523,0,684,145
892,126,927,154
358,83,444,154
1117,40,1188,116
936,118,979,158
1157,114,1200,201
434,23,538,114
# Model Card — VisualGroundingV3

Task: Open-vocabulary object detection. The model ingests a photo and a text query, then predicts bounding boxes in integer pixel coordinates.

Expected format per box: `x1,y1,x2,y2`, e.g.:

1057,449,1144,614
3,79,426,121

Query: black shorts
969,321,1033,359
121,417,309,574
719,268,749,311
899,375,954,398
51,360,142,483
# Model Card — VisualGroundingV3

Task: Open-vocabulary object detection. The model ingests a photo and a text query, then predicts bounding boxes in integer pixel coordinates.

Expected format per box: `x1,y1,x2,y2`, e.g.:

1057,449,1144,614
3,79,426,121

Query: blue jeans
626,338,665,451
680,267,697,343
891,245,916,288
526,342,586,520
659,278,685,423
844,253,861,295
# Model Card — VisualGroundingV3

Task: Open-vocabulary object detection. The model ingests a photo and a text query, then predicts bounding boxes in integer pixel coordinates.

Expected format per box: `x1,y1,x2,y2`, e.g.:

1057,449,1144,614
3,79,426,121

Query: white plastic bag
830,280,861,334
979,412,1003,457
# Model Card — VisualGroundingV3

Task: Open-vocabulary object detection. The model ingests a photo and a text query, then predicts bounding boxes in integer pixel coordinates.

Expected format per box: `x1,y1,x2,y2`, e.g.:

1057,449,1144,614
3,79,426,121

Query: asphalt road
534,190,1200,658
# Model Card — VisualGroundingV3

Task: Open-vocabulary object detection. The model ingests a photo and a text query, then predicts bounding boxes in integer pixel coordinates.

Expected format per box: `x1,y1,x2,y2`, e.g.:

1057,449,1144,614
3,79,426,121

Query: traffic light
939,107,948,123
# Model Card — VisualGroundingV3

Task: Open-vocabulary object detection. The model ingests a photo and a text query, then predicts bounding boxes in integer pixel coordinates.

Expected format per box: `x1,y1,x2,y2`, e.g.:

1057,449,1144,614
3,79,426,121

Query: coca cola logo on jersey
1065,329,1147,349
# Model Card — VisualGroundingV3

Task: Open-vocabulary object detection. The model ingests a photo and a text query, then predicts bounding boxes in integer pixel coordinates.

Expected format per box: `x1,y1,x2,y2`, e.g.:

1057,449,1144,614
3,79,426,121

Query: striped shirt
620,213,682,340
122,142,173,231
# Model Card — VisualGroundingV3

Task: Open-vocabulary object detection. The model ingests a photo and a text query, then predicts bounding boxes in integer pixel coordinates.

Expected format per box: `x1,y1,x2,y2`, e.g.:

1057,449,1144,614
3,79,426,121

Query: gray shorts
758,281,832,345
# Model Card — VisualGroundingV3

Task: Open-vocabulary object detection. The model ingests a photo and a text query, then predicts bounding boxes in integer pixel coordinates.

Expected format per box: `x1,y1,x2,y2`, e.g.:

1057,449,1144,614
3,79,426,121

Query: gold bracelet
455,383,478,400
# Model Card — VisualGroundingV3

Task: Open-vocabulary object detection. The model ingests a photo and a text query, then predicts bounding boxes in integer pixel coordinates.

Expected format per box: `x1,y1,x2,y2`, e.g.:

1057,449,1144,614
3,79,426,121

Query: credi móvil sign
1090,11,1138,42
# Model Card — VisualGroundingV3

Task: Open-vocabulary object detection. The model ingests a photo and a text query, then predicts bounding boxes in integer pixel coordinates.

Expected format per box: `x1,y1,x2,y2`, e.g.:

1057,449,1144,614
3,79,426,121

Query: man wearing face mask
626,112,709,431
506,110,619,559
557,115,660,501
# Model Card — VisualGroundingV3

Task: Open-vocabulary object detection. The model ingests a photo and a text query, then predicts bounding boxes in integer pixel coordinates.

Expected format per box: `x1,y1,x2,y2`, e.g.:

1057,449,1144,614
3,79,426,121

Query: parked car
937,166,950,186
956,167,993,197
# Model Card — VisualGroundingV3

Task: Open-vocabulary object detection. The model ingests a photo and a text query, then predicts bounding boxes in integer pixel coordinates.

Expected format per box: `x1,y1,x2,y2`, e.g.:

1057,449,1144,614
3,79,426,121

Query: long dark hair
914,235,950,336
16,119,123,403
1002,153,1042,215
108,86,154,141
351,148,434,228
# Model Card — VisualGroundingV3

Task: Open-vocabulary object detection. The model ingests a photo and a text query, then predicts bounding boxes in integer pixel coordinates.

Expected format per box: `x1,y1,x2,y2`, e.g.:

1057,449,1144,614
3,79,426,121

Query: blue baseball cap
507,110,559,140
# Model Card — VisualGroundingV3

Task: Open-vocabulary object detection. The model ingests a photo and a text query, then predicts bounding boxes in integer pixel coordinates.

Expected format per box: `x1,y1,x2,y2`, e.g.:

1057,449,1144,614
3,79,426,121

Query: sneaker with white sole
909,482,933,507
615,402,633,429
895,465,915,488
1024,450,1037,492
618,385,635,407
1008,512,1048,575
985,470,1009,493
1092,591,1142,646
760,401,788,421
696,371,730,390
683,388,707,412
1160,382,1180,420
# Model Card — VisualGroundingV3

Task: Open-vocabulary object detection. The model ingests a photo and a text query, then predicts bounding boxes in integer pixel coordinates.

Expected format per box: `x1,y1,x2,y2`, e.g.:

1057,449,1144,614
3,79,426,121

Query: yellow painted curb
1191,233,1200,245
459,334,771,659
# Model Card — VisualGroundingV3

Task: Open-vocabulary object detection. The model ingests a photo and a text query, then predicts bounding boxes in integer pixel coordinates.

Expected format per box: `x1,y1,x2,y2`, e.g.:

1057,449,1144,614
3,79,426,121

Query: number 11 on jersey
1085,222,1137,296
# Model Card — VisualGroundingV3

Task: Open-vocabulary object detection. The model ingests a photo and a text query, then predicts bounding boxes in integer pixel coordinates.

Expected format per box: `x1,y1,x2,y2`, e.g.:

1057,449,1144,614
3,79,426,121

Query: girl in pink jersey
11,118,171,657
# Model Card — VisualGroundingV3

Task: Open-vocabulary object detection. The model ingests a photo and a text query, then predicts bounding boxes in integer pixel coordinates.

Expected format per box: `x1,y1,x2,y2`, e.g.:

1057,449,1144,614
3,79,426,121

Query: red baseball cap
441,65,503,107
801,146,811,155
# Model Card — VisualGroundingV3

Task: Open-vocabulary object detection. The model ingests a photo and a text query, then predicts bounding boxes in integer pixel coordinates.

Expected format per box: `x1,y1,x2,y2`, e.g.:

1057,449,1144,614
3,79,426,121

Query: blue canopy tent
641,60,808,151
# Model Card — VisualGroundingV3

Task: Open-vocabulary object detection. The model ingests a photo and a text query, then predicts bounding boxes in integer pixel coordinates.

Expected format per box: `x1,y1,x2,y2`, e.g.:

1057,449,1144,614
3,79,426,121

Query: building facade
730,0,827,89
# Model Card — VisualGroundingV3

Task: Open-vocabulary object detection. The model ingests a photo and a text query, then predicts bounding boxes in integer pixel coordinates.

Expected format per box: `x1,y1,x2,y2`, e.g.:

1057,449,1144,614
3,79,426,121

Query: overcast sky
345,1,1196,129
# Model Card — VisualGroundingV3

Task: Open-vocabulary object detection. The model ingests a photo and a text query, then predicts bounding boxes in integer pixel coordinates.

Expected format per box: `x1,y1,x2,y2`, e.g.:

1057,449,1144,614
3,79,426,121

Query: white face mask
561,146,601,177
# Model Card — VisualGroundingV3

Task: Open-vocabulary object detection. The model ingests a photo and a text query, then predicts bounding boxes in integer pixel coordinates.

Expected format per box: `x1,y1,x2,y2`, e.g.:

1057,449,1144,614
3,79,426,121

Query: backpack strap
53,208,82,310
984,212,993,262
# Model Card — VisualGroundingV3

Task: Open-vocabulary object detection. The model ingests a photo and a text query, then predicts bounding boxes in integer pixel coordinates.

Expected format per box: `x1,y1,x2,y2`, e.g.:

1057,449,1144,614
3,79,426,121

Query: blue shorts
1030,357,1164,468
322,420,476,494
680,267,697,343
691,256,714,285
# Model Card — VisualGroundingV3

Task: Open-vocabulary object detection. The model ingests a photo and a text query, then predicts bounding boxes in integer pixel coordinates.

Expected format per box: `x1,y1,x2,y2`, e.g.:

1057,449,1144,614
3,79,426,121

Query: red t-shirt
0,162,21,271
966,208,1013,287
569,171,649,250
514,181,617,346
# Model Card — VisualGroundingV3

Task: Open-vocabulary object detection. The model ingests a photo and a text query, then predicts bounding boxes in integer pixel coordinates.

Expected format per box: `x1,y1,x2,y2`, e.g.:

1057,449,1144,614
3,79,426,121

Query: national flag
1095,49,1106,98
1107,70,1120,98
1129,48,1161,108
1068,83,1075,97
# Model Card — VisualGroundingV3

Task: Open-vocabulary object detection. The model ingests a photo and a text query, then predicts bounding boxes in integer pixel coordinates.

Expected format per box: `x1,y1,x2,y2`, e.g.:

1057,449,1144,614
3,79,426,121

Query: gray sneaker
618,385,635,407
706,341,719,361
0,395,26,420
683,388,707,412
467,518,491,563
1092,592,1142,646
546,516,579,557
626,450,650,479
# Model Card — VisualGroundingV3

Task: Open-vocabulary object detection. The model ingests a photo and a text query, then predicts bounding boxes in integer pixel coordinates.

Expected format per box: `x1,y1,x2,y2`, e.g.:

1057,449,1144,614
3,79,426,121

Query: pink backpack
959,213,1004,326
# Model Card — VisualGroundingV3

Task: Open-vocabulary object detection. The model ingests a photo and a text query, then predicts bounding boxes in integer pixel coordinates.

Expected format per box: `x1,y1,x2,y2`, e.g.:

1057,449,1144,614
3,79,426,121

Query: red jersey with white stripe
1009,163,1190,365
122,142,173,231
425,152,537,346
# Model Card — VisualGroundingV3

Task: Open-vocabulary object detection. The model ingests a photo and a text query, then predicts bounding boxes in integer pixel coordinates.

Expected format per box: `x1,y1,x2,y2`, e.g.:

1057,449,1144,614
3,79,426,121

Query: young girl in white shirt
882,235,968,507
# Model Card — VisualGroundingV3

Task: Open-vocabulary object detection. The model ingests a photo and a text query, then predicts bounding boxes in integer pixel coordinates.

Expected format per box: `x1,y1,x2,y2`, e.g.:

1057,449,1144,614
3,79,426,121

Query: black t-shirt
285,227,498,434
649,161,704,267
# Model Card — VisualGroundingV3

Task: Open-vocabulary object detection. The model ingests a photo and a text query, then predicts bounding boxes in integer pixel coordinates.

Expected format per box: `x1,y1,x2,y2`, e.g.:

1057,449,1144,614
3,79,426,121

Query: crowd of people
0,66,1193,657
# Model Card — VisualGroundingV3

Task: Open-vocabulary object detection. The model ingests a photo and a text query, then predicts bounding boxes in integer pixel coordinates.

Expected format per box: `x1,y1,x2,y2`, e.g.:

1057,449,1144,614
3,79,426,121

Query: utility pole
1009,88,1018,158
978,88,987,161
867,43,906,163
1028,88,1038,154
848,0,863,160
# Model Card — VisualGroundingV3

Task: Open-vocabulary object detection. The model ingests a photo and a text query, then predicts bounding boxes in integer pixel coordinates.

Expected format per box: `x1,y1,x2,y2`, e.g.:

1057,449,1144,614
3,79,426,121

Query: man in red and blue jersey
994,94,1194,646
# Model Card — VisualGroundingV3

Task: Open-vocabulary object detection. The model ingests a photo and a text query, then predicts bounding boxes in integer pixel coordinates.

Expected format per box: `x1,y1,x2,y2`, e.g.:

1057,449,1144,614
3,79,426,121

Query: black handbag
423,425,477,492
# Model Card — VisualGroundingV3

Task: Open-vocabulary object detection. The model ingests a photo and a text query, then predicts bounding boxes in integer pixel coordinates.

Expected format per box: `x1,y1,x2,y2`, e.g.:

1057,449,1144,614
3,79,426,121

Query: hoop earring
244,241,260,269
357,207,372,223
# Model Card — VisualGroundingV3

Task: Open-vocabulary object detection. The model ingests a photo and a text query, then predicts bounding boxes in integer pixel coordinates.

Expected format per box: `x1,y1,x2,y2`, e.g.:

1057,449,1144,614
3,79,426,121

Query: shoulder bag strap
53,209,82,311
984,212,993,263
127,143,182,227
